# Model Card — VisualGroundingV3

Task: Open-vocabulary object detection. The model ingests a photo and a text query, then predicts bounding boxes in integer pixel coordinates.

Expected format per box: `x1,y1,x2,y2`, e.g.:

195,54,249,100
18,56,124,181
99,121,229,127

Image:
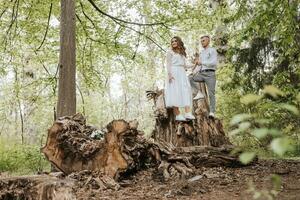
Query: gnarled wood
42,114,243,181
147,85,230,147
0,175,75,200
42,114,130,178
0,171,120,200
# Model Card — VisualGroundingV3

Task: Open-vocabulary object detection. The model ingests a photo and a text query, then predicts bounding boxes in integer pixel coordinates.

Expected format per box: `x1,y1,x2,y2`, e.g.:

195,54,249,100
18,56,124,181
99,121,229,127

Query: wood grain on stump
147,83,230,147
42,113,241,181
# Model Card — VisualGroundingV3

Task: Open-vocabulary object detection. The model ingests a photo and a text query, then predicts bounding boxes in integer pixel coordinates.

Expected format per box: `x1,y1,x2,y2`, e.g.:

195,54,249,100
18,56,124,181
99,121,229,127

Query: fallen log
0,174,75,200
0,171,120,200
42,113,243,181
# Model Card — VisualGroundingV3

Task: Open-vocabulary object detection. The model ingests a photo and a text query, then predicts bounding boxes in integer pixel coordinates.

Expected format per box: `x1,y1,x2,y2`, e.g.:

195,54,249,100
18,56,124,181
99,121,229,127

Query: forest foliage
0,0,299,172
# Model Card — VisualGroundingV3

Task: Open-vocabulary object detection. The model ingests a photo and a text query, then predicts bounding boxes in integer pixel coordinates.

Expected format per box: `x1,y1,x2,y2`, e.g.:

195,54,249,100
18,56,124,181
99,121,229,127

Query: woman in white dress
165,36,195,121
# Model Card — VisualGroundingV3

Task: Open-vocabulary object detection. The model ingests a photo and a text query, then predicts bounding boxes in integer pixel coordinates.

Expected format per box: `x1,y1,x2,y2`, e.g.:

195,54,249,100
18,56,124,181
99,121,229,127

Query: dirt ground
1,159,300,200
74,159,300,200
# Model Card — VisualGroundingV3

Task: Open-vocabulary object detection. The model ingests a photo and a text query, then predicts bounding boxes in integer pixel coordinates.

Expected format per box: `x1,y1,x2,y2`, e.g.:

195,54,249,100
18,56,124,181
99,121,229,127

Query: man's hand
168,73,175,83
197,58,202,65
194,57,200,65
192,65,201,75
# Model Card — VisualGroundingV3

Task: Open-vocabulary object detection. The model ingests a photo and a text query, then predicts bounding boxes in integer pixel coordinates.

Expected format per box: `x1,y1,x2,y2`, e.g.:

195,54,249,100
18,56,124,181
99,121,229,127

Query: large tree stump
147,84,230,147
42,114,133,178
42,114,242,181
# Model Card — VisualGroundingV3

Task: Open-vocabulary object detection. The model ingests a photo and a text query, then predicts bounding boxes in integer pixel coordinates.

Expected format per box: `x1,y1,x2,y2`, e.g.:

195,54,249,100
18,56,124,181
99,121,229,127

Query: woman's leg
174,107,187,121
184,106,191,113
173,107,180,115
184,106,195,119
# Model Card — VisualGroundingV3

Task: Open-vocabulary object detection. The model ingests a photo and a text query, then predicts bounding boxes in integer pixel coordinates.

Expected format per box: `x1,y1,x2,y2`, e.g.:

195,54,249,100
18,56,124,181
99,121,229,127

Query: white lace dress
164,50,192,108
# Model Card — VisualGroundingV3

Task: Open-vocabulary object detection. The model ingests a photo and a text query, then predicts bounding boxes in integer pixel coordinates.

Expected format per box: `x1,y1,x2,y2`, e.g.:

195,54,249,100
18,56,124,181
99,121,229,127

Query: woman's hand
193,57,199,65
168,73,175,83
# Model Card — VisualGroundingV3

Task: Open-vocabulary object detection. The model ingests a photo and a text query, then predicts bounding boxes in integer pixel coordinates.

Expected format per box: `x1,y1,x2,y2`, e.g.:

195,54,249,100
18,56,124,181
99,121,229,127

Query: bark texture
42,113,242,181
147,84,230,147
57,0,76,118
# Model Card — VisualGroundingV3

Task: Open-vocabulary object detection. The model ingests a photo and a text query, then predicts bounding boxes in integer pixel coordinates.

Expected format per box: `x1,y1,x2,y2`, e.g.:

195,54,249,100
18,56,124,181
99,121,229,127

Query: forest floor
80,159,300,200
1,159,300,200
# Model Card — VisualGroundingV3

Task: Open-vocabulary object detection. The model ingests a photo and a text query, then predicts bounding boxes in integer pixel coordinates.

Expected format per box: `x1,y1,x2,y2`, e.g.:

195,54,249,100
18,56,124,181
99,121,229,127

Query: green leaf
279,104,300,115
254,118,271,125
268,129,281,137
239,121,251,130
229,121,252,136
229,129,242,136
230,113,252,125
263,85,284,98
253,192,261,199
239,152,256,164
240,94,262,105
251,128,269,139
296,93,300,102
271,174,281,191
251,128,280,139
270,137,293,156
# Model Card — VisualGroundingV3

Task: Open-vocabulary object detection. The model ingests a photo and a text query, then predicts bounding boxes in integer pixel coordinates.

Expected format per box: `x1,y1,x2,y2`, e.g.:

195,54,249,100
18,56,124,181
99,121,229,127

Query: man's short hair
200,35,210,39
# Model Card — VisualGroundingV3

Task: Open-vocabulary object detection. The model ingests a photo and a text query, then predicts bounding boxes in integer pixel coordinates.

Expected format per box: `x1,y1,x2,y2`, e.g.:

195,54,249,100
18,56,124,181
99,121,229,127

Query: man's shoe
208,112,215,118
184,112,195,120
193,91,205,100
175,115,186,121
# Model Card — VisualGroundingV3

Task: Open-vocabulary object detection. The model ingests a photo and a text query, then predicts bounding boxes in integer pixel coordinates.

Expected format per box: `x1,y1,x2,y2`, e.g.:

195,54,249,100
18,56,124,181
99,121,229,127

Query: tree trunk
56,0,76,119
147,84,230,147
42,114,243,181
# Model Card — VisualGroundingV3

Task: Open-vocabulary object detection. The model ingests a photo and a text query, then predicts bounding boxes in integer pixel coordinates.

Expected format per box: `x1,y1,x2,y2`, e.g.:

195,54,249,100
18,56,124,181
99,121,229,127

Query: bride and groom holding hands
164,35,218,121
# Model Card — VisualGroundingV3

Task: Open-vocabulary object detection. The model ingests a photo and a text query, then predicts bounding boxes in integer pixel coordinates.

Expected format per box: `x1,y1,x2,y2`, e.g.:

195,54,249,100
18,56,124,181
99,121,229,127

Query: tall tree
56,0,76,118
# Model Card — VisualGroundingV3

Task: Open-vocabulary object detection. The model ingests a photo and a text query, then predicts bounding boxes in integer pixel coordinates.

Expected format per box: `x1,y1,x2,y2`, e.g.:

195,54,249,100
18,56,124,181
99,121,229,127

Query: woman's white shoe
175,114,186,121
184,112,195,120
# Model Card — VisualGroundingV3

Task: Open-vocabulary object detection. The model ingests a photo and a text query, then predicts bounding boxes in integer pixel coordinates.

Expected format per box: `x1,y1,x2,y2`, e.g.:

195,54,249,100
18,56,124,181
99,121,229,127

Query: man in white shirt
189,35,218,118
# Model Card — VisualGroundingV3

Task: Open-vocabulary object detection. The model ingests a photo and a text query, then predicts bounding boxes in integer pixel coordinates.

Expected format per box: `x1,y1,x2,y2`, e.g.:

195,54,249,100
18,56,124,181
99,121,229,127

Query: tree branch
76,82,85,115
113,18,165,52
13,0,19,37
4,0,18,50
36,3,52,51
80,1,97,29
76,13,108,45
132,31,141,60
86,0,165,26
33,50,51,75
0,5,8,20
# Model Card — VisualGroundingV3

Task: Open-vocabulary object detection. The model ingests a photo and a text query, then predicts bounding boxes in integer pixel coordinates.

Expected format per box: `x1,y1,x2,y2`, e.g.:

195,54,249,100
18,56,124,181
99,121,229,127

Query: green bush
0,139,50,174
228,86,300,163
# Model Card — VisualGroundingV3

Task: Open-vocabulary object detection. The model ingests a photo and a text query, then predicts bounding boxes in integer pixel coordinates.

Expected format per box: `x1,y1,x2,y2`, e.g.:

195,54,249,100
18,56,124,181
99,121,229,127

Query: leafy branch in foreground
230,85,300,164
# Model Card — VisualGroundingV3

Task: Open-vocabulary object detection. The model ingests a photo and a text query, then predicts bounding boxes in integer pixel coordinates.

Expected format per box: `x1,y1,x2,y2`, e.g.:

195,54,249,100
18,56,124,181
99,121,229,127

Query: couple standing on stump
164,35,218,121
